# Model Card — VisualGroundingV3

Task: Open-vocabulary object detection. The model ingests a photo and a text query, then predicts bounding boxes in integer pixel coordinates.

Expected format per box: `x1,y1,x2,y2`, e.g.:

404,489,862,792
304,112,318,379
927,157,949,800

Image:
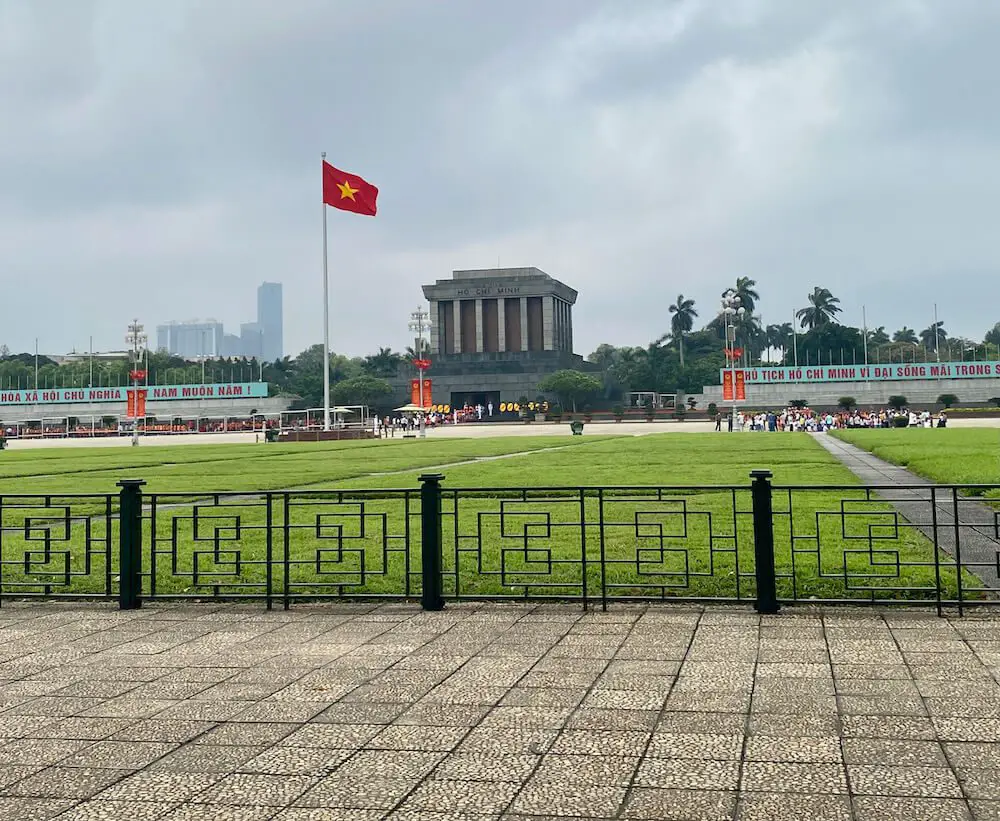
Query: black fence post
118,479,145,611
419,473,445,611
750,470,780,615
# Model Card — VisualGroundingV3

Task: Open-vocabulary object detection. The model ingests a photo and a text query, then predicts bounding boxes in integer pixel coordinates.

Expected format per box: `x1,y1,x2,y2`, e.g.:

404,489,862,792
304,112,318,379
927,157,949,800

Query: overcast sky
2,0,998,359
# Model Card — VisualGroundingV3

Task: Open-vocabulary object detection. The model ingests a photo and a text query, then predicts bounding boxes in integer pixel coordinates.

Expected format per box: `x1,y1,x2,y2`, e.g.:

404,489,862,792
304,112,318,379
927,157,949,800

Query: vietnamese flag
322,161,378,216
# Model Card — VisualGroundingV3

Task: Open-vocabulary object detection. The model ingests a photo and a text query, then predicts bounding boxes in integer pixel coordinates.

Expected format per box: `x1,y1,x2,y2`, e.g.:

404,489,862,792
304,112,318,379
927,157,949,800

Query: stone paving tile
745,734,843,763
366,724,468,751
238,745,354,776
193,722,296,747
565,708,659,731
194,773,316,806
736,792,852,821
294,775,418,809
970,800,1000,820
273,810,382,821
431,752,539,782
958,768,1000,800
0,737,94,766
645,732,744,760
740,761,848,794
507,781,626,817
400,778,521,814
549,729,650,757
61,740,178,769
843,738,948,765
8,766,134,799
530,753,639,786
96,772,224,802
0,797,78,821
161,805,279,820
619,787,736,819
148,744,267,773
848,764,964,798
634,757,741,790
53,800,180,820
851,796,973,820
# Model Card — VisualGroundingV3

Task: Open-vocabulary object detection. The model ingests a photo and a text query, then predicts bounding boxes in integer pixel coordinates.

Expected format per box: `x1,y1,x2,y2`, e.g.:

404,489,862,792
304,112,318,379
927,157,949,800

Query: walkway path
814,434,1000,591
3,601,1000,819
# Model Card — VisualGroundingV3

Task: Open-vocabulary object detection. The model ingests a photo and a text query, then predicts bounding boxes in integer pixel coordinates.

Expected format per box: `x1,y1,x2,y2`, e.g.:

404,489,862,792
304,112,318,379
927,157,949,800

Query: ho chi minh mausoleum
398,267,593,409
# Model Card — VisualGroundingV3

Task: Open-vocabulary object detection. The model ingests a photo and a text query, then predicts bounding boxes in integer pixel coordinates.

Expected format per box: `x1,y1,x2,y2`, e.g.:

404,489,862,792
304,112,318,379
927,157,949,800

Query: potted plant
673,406,687,421
612,404,624,422
583,404,593,423
687,397,697,411
518,395,531,423
548,403,563,422
643,396,655,422
534,395,547,422
707,402,718,417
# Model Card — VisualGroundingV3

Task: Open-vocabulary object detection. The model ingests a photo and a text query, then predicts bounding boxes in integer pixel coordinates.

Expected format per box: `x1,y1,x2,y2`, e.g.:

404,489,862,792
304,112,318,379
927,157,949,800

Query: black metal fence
2,472,999,615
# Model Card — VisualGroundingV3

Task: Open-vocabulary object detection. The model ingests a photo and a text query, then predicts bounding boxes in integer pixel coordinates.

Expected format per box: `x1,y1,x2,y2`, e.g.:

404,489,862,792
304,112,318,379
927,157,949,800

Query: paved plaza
2,603,1000,819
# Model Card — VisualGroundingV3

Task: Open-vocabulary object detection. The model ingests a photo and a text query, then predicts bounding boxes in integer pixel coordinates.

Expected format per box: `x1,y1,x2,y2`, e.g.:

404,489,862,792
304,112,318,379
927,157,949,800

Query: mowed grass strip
0,435,607,495
0,432,968,604
833,428,1000,486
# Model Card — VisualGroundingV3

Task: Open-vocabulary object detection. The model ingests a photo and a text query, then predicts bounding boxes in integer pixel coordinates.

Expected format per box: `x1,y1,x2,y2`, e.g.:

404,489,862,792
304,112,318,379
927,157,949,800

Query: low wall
278,429,375,442
0,396,293,423
691,377,1000,409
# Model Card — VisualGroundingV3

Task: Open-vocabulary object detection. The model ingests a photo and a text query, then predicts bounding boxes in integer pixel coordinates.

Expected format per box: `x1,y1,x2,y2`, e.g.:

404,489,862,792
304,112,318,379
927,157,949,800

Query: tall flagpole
862,305,868,372
321,151,331,431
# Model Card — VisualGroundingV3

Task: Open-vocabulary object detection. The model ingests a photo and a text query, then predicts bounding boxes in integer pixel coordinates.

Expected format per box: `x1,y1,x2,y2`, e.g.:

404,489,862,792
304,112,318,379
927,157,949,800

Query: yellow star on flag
337,180,359,201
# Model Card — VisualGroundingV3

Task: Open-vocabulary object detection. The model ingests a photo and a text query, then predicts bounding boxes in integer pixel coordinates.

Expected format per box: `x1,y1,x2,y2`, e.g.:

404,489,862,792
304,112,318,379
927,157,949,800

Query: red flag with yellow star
322,161,378,216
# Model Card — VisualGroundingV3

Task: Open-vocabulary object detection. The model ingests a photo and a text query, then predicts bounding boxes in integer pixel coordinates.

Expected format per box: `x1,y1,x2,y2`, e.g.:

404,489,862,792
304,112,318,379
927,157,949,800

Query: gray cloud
1,0,997,360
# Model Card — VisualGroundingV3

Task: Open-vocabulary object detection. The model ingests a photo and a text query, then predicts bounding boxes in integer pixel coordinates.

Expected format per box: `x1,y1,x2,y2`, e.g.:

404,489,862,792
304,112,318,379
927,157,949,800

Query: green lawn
832,428,1000,485
0,432,970,606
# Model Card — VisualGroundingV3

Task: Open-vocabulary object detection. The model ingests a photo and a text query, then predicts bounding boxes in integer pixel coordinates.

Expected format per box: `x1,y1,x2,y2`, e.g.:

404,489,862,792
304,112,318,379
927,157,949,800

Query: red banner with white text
735,371,746,401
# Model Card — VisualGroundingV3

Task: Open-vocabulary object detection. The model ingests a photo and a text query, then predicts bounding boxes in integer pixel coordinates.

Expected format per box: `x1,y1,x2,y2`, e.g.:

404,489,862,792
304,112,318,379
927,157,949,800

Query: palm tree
796,287,842,329
765,322,793,363
893,327,918,345
725,277,760,316
668,295,698,367
919,322,947,351
867,326,890,346
404,339,431,359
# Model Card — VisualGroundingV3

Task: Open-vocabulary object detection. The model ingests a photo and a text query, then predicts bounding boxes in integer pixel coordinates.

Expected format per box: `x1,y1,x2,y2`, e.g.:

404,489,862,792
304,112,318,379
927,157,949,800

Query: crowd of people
716,406,948,432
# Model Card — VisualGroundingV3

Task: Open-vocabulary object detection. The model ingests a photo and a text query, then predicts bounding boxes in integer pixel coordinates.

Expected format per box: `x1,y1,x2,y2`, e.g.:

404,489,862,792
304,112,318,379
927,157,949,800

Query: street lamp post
408,306,432,439
720,291,746,431
125,320,147,447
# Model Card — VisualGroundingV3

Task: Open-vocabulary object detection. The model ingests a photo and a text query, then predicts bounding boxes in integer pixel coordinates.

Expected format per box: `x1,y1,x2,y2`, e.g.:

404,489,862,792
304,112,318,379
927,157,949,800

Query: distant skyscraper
257,282,283,362
240,322,263,360
155,321,223,359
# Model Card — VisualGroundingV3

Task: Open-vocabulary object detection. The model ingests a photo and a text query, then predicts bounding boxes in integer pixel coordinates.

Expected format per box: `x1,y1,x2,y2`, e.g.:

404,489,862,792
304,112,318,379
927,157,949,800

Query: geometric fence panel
2,480,999,615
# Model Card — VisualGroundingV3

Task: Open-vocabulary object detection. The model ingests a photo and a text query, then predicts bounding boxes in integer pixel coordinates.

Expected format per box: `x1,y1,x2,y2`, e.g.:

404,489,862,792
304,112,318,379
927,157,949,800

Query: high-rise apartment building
257,282,283,362
155,321,223,359
157,282,283,362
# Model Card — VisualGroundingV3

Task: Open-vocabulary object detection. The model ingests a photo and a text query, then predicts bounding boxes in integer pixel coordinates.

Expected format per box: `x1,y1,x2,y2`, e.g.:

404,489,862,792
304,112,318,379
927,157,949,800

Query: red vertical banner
722,371,734,401
136,389,147,418
126,389,136,418
422,379,432,408
410,379,420,406
735,370,746,401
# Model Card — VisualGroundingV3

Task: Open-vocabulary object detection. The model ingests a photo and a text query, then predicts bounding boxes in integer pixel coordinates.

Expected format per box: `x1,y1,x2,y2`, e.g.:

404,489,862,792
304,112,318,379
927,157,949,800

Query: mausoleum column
542,296,554,351
497,298,506,352
428,301,439,354
452,301,462,354
519,298,529,352
475,299,484,353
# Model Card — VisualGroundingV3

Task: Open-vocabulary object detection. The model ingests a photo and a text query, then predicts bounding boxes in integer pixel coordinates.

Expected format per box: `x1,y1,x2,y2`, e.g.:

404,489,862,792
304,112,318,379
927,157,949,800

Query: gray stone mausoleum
392,268,591,410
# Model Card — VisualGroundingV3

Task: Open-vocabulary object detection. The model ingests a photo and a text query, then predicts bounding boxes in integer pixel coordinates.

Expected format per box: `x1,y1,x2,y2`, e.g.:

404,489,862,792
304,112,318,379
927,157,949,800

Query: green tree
730,276,760,316
362,347,403,378
331,375,393,409
893,327,918,344
667,294,698,367
838,396,856,411
796,287,842,329
537,370,602,412
937,393,958,408
920,322,947,351
867,326,890,346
